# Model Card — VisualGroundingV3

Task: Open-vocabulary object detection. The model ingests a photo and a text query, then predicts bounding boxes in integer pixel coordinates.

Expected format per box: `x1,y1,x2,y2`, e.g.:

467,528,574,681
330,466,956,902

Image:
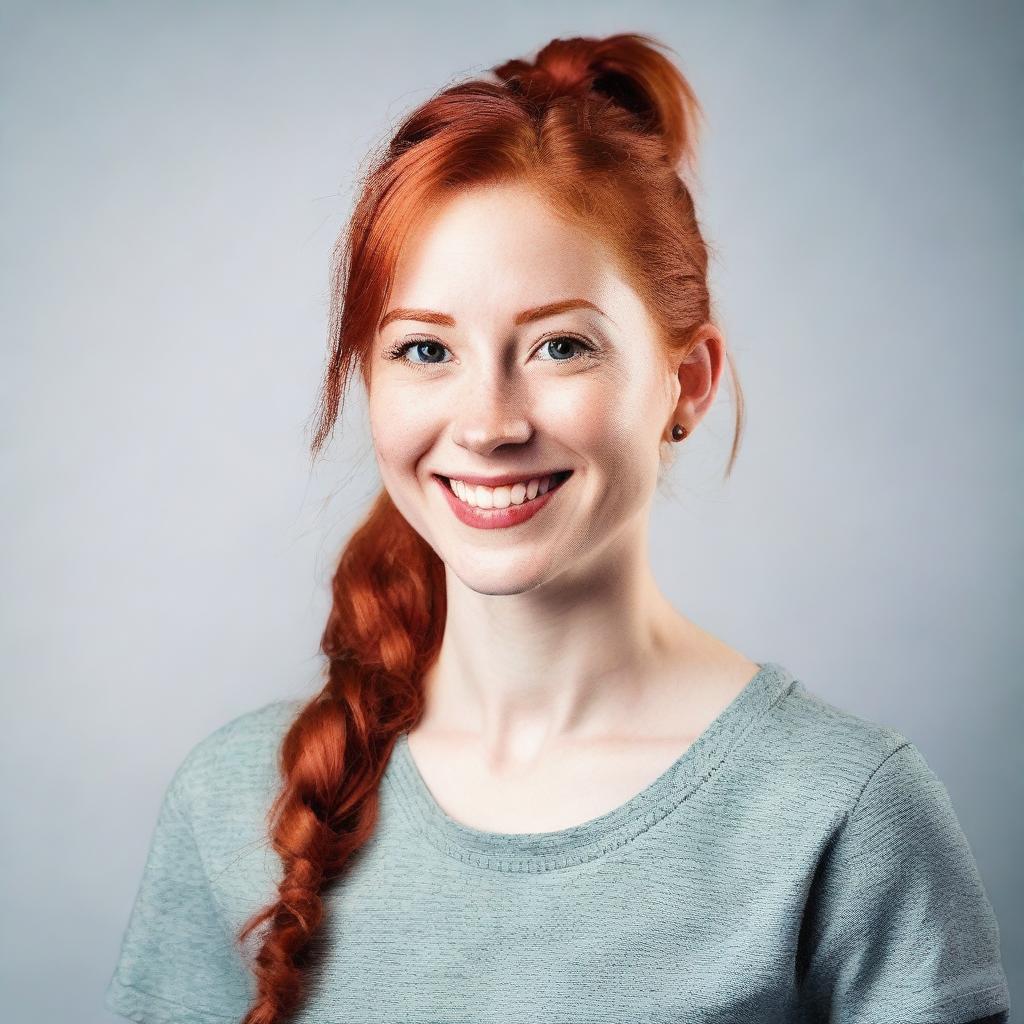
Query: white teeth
448,473,565,509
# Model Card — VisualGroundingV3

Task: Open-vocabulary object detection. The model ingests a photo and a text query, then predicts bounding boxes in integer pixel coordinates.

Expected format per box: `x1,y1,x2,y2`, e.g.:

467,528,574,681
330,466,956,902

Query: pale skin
367,182,761,833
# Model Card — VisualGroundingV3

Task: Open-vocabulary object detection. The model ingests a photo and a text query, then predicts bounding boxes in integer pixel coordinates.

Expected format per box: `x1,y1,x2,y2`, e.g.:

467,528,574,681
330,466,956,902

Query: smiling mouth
438,470,573,509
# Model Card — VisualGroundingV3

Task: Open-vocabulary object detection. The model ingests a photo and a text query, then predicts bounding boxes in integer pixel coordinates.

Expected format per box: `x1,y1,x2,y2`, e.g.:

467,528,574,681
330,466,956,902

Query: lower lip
435,473,572,530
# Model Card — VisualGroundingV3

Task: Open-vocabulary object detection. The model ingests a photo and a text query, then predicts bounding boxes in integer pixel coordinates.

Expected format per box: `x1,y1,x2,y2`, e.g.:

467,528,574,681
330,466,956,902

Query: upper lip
435,469,572,487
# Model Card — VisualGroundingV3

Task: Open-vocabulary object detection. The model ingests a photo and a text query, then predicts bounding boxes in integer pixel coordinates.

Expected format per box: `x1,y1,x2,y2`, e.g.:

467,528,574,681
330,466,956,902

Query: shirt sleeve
798,741,1011,1024
104,768,256,1024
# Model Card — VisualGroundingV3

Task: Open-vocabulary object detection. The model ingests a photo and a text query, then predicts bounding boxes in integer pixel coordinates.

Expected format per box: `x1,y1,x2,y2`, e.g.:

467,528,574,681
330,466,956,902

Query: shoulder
758,665,925,819
784,678,1009,1020
168,697,305,822
738,667,996,886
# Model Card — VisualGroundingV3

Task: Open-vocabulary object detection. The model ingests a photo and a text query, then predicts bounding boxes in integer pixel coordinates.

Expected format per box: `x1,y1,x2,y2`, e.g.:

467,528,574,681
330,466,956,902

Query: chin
446,557,557,597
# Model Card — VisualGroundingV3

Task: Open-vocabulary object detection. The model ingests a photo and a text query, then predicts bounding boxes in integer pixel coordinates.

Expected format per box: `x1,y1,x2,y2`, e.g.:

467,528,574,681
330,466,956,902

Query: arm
104,771,254,1021
797,743,1010,1022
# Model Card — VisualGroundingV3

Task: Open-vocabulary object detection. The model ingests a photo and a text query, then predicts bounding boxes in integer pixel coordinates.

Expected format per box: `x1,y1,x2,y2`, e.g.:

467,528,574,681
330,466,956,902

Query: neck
413,526,711,771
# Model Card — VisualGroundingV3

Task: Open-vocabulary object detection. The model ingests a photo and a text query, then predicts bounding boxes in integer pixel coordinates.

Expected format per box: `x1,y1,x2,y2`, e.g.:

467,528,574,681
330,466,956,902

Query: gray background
2,1,1020,1020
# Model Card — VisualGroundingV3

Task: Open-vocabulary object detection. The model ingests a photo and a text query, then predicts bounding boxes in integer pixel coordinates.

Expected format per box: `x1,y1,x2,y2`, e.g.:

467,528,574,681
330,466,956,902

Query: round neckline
385,660,796,872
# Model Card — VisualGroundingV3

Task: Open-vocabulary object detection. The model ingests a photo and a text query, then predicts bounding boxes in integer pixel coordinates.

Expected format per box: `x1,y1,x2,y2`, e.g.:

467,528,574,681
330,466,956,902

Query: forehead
387,184,625,319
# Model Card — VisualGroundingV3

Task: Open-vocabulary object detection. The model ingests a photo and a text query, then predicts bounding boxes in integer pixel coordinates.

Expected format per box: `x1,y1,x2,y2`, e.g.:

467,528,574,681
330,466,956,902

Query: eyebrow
378,298,612,331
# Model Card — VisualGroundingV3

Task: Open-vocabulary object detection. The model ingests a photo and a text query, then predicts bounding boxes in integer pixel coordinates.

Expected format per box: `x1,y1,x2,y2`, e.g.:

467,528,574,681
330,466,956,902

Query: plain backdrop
1,1,1021,1020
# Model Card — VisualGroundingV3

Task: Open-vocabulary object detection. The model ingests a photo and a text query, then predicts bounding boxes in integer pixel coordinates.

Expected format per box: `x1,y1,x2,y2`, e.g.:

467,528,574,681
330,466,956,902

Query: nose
451,369,533,456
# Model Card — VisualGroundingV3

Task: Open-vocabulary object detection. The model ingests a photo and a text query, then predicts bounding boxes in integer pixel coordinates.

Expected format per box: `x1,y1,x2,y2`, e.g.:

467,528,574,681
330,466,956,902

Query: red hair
235,32,745,1023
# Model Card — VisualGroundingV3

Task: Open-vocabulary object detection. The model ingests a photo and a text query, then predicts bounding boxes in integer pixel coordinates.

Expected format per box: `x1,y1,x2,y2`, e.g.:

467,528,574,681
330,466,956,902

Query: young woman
105,32,1010,1024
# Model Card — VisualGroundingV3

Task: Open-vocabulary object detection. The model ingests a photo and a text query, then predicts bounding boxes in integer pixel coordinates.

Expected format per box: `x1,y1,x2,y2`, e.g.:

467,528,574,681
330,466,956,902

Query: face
367,183,681,596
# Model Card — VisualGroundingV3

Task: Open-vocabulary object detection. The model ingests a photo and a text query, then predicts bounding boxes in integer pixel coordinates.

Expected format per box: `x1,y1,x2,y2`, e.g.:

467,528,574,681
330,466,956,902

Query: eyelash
383,334,600,370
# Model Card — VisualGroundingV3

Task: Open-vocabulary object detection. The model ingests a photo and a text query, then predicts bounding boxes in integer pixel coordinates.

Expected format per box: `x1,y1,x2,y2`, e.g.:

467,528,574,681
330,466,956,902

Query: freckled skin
366,181,747,776
369,183,694,598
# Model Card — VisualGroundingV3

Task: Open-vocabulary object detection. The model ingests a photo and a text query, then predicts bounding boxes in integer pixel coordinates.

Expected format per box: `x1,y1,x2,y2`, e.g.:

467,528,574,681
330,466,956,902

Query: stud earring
671,423,687,441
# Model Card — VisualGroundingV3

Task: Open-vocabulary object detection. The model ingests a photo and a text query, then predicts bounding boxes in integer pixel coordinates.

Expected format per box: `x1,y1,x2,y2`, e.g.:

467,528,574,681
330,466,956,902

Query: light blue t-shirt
104,661,1011,1023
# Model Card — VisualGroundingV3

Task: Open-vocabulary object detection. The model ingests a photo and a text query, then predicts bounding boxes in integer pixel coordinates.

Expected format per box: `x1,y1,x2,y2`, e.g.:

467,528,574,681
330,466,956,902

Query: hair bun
491,33,701,171
493,45,593,103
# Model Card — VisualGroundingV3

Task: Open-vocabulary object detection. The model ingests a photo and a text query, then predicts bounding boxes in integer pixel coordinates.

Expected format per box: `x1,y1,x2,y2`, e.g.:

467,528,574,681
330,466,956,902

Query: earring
671,423,687,441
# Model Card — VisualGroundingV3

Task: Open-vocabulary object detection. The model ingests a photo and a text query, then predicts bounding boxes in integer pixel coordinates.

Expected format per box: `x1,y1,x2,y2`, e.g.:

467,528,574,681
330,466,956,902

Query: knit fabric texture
104,661,1011,1024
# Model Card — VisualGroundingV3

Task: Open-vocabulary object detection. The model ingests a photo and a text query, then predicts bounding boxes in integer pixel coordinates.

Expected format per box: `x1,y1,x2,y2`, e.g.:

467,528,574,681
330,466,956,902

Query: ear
663,325,727,442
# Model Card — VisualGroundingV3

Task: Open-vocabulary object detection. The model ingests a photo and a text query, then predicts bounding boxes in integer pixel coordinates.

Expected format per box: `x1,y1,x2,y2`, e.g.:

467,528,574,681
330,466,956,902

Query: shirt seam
847,739,913,821
879,977,1010,1016
387,668,796,873
805,739,923,968
165,771,251,955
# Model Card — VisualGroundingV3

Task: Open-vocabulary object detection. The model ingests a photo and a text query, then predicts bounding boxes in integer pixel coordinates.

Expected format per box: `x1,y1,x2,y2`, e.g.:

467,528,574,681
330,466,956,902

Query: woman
105,32,1010,1024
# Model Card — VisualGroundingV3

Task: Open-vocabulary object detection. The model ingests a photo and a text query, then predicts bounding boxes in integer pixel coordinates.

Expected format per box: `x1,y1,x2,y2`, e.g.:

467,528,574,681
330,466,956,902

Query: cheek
368,386,437,468
564,374,663,482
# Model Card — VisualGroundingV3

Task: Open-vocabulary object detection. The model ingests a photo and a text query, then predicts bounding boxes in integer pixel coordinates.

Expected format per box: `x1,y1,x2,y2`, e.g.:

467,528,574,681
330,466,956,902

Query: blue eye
384,335,598,369
387,339,451,364
537,336,594,361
